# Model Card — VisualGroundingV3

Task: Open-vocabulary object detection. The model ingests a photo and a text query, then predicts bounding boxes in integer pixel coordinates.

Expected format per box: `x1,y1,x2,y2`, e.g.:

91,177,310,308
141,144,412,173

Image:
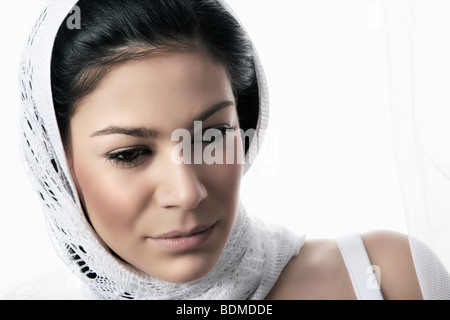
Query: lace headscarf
18,0,304,299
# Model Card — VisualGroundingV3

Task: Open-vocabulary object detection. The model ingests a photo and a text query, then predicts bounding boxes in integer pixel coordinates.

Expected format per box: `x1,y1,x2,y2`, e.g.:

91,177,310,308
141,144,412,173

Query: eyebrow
91,126,159,138
189,100,235,129
90,100,235,138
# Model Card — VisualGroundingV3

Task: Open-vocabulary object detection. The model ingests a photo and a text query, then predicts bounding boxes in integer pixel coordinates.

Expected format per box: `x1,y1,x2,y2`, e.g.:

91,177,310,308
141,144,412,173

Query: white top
336,233,384,300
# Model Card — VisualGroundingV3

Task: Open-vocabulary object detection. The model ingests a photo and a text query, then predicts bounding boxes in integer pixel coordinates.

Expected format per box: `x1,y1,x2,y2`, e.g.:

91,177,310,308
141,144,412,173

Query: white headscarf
18,0,304,299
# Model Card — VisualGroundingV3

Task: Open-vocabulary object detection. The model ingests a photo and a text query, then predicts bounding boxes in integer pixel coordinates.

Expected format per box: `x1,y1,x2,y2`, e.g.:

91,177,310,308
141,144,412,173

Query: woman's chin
144,258,217,284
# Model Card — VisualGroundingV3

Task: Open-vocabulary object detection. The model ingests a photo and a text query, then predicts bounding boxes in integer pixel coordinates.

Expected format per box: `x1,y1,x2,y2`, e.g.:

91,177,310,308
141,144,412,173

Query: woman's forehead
71,51,236,134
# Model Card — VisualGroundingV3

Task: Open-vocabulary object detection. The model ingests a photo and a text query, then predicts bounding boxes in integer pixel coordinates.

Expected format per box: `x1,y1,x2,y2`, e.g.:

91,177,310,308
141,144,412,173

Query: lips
153,223,215,239
148,222,217,250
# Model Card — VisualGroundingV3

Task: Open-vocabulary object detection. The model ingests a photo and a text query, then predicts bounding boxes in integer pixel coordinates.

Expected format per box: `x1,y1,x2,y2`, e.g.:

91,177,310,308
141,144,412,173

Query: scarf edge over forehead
19,0,305,300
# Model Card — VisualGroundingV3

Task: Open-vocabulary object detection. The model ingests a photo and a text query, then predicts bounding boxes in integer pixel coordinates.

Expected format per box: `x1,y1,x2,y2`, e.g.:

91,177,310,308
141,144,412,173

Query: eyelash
106,125,237,169
106,147,152,169
194,125,238,145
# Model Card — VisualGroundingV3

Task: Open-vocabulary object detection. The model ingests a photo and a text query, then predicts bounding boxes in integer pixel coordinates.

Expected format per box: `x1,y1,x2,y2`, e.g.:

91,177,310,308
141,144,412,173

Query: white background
0,0,421,291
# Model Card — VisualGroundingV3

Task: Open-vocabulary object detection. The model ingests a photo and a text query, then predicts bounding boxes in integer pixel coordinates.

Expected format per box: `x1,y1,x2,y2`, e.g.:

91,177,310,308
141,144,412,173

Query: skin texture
66,50,243,284
65,50,423,298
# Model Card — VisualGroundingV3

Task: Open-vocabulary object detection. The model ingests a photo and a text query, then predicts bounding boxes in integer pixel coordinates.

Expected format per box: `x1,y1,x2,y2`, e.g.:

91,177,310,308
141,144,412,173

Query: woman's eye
119,149,141,160
195,125,237,145
106,147,152,169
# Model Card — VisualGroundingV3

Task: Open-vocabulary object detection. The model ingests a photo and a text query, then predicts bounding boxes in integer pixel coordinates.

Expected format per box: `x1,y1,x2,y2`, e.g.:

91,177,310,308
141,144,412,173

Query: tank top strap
336,233,384,300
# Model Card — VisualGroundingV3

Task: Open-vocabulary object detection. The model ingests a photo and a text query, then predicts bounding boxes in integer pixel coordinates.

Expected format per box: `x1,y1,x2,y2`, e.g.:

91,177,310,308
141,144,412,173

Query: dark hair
51,0,259,147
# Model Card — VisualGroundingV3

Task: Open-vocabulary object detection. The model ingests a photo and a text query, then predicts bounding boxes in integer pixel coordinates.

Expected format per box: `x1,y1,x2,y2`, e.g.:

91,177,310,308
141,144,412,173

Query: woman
8,0,421,299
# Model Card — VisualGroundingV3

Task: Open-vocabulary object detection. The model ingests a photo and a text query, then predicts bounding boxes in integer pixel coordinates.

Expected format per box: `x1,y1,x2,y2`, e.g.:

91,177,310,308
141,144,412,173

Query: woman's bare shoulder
266,237,356,300
361,230,423,300
266,230,423,300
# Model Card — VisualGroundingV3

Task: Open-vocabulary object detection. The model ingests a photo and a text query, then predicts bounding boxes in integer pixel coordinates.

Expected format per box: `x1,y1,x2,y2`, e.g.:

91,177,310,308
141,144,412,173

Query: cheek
72,157,149,243
205,135,243,206
209,163,242,200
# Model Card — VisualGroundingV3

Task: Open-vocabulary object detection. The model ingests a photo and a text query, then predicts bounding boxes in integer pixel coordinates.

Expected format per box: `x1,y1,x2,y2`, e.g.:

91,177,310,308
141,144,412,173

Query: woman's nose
156,160,207,211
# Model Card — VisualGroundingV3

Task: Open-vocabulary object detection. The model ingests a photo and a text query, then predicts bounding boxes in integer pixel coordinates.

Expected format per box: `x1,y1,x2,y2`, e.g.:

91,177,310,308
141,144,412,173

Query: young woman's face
66,50,244,283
